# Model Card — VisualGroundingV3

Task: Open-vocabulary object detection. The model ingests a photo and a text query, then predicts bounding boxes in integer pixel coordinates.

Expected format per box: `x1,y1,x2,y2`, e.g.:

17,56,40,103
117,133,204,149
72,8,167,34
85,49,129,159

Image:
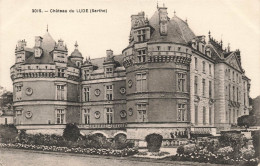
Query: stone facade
10,5,251,141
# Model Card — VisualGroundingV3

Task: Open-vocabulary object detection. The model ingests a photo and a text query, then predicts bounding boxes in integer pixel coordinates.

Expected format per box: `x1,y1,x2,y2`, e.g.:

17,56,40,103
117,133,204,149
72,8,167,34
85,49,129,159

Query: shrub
183,144,196,155
240,147,255,160
219,132,247,158
177,145,184,154
237,115,257,128
252,130,260,159
63,123,81,142
145,133,163,152
86,133,111,149
0,124,18,143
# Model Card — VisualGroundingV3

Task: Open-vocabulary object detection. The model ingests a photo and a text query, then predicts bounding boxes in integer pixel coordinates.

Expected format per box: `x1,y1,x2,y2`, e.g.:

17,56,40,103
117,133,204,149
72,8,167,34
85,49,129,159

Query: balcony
78,123,127,129
190,127,217,135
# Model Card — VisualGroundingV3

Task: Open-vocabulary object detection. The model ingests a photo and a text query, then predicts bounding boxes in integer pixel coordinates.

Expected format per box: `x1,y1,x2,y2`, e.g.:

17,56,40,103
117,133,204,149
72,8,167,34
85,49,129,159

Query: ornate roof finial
174,10,176,16
75,41,78,49
227,43,230,52
208,30,211,39
47,24,48,32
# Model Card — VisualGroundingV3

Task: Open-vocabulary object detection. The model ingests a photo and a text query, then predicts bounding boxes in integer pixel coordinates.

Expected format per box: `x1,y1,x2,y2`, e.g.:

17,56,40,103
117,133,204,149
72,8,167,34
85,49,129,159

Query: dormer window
76,61,81,67
137,29,146,42
57,68,65,77
83,69,90,80
137,50,146,63
202,45,205,53
105,67,113,77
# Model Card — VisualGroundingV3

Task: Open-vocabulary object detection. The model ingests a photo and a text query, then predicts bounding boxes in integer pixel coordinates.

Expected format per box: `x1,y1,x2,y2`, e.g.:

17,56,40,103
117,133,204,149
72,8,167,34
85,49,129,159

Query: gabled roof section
224,52,243,73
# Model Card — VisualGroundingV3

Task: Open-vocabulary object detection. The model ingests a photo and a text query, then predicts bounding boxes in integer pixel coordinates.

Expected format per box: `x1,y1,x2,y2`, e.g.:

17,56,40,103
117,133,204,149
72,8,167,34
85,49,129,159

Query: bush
145,133,163,152
86,133,111,149
252,130,260,159
183,144,196,155
0,124,18,143
63,123,81,142
237,115,257,128
177,145,184,154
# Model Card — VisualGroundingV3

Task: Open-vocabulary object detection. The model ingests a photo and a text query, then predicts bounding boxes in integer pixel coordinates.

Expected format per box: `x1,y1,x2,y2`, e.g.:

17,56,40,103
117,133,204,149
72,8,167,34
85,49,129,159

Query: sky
0,0,259,98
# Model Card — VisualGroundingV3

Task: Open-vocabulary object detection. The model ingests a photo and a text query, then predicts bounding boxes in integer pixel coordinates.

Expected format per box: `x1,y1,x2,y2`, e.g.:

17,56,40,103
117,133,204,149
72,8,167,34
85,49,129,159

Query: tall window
57,68,65,77
233,109,236,124
209,107,212,125
233,86,235,101
177,73,186,92
106,85,113,100
203,107,206,125
83,87,90,102
106,108,113,124
57,85,65,100
229,84,231,100
194,57,198,70
194,76,198,95
16,85,22,100
202,79,205,96
209,81,212,98
229,109,232,124
137,50,146,63
237,87,239,102
136,73,147,92
209,64,212,75
137,104,147,122
226,109,229,123
56,109,65,124
195,105,198,125
228,69,231,80
177,104,186,121
202,61,205,73
83,109,90,124
232,71,234,82
137,29,146,42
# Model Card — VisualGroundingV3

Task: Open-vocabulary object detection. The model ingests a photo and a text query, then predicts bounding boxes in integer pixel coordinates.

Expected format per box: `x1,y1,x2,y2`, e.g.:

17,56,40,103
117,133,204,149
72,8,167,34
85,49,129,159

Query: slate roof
148,11,196,44
25,32,56,64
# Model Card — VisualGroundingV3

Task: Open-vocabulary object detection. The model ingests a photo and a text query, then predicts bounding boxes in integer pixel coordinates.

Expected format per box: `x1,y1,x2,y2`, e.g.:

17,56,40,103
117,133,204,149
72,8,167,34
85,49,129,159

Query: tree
237,115,257,128
63,123,81,142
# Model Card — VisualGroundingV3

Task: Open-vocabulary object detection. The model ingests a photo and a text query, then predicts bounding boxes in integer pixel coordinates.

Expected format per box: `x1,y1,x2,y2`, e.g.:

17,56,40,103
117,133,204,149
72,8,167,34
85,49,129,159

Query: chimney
17,40,27,50
106,49,113,58
158,5,168,35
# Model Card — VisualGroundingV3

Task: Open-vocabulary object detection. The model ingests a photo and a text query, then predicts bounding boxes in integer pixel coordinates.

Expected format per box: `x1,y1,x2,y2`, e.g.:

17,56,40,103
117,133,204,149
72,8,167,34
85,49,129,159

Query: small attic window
76,61,81,67
168,46,171,51
36,66,39,69
157,46,161,51
45,66,48,69
28,66,30,69
178,47,181,51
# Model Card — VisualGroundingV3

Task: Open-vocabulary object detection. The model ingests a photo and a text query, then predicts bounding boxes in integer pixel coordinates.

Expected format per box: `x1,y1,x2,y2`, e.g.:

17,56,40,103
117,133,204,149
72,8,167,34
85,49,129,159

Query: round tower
122,6,194,143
